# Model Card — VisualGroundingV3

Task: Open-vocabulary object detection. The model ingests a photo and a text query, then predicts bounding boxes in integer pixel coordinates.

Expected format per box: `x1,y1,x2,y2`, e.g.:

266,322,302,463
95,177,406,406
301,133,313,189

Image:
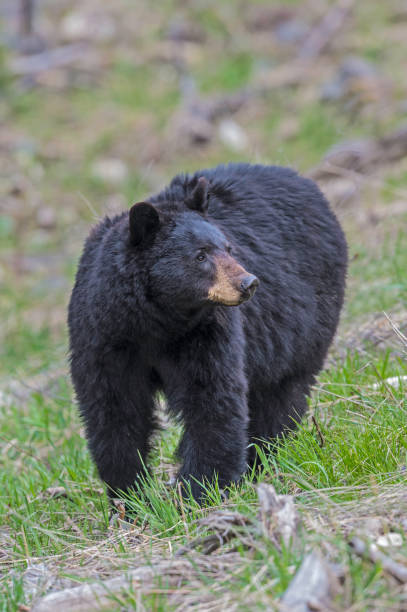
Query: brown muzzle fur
208,254,259,306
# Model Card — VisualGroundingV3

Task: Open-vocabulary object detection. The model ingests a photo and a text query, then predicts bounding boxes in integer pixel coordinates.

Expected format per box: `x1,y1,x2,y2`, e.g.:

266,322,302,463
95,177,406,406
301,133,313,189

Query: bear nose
240,274,259,295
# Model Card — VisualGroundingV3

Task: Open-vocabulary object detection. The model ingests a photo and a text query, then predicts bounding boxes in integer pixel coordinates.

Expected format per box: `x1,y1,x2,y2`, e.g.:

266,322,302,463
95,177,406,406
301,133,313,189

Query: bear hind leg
247,375,313,471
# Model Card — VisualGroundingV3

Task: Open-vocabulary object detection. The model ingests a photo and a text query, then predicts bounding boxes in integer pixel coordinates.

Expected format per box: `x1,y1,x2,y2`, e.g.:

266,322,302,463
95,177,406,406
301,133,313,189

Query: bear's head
129,177,259,312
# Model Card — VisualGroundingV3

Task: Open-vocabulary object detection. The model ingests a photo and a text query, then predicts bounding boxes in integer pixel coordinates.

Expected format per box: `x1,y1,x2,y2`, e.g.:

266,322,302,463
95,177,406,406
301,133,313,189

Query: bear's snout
208,255,259,306
240,274,259,300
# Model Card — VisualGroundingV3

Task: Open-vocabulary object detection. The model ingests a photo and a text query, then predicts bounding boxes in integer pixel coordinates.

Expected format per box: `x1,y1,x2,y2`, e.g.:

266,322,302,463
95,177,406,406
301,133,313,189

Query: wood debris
309,126,407,180
176,511,252,556
257,483,300,548
30,556,237,612
349,537,407,583
39,487,69,500
177,483,300,555
280,551,341,612
299,0,355,59
8,43,87,76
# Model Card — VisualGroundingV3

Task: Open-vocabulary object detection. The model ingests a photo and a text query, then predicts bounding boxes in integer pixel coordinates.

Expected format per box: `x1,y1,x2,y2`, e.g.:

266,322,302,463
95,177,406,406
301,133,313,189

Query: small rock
166,19,206,43
23,563,51,598
371,375,407,390
40,487,68,499
246,7,297,32
274,20,307,44
0,391,13,408
36,206,56,230
218,119,248,151
172,111,214,146
61,11,116,43
91,158,128,185
321,56,389,105
377,533,403,547
61,13,88,40
165,476,177,488
340,56,379,80
364,517,383,536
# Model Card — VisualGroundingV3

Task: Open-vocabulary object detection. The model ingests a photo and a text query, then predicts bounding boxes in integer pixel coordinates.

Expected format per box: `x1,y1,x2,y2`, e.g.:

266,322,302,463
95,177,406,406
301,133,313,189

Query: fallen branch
349,537,407,583
299,0,355,59
177,484,300,555
308,126,407,180
19,0,34,37
280,551,341,612
8,43,87,75
31,558,219,612
176,511,252,555
32,485,299,609
257,482,300,548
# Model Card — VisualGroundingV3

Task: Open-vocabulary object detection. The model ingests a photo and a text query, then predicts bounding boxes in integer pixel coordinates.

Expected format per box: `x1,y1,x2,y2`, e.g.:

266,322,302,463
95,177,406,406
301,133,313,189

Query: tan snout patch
208,255,247,306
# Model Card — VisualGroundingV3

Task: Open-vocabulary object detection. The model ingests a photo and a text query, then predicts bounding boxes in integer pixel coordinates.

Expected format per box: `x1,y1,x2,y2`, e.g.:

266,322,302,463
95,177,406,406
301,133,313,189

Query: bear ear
129,202,160,246
186,176,210,215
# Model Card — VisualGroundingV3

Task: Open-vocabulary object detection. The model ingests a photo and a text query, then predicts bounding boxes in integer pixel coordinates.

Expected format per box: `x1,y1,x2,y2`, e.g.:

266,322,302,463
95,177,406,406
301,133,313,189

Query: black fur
68,163,347,502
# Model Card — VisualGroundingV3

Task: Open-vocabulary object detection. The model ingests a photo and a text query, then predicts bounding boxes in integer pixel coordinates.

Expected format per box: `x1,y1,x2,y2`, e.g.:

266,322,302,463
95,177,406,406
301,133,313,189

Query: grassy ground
1,0,407,609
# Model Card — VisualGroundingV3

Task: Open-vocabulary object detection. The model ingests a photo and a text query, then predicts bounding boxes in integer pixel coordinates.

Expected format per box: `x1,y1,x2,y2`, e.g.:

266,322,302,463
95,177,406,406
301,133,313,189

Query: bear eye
196,252,206,262
226,245,232,254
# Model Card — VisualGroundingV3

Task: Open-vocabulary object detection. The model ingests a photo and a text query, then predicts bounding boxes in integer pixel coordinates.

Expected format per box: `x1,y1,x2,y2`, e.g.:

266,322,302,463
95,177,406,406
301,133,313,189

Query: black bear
68,163,347,503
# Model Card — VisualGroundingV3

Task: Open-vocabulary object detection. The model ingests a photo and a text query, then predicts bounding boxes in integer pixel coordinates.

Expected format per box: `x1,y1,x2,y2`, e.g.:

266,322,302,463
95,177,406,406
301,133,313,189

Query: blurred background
1,0,407,377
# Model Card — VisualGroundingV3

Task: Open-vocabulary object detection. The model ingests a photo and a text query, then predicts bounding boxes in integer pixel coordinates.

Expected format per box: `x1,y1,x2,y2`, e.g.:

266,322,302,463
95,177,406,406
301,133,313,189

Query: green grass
199,53,253,93
1,341,407,609
347,233,407,318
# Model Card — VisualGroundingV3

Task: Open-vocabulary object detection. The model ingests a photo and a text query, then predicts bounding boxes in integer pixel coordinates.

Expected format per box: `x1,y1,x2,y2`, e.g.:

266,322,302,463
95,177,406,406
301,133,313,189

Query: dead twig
312,415,325,448
383,312,407,349
176,511,252,556
349,537,407,583
177,484,300,556
257,483,300,548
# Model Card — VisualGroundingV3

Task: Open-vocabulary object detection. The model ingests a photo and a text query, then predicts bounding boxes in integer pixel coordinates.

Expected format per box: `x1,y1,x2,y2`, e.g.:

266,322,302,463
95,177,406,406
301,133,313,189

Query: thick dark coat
68,163,347,502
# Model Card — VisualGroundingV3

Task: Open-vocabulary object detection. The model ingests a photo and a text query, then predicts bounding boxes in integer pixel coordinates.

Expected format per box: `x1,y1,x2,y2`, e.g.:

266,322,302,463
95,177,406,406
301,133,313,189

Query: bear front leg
70,346,157,502
172,320,249,502
176,401,248,502
86,406,155,502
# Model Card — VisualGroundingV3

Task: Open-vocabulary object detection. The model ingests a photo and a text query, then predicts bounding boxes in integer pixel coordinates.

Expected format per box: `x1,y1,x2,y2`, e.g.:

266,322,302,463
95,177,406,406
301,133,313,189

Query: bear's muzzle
208,255,259,306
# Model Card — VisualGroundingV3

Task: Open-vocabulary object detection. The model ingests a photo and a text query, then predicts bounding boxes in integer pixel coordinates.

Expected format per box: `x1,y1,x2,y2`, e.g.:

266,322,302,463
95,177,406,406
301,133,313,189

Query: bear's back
198,163,332,225
192,163,346,270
